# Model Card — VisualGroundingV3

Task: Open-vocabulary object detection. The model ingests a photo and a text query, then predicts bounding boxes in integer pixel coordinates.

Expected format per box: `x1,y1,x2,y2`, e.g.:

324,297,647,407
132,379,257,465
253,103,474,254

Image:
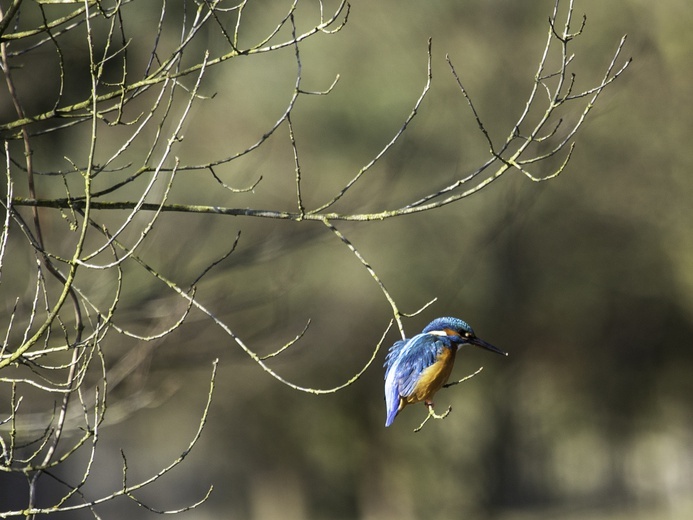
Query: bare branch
0,0,630,515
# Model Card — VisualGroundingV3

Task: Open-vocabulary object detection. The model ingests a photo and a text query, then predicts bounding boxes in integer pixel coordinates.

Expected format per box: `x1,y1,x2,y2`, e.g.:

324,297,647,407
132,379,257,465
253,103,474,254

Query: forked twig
414,366,484,432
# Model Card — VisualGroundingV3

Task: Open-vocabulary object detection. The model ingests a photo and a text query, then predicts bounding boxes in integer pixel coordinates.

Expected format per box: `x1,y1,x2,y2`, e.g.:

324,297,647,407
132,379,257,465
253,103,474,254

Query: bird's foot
413,402,452,433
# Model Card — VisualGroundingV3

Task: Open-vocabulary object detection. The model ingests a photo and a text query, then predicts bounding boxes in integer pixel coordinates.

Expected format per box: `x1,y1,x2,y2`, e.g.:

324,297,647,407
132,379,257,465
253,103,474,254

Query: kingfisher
384,317,507,427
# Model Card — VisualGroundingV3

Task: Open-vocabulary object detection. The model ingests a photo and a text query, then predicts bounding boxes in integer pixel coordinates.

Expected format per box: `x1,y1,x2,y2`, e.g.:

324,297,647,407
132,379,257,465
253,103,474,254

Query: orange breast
404,347,457,405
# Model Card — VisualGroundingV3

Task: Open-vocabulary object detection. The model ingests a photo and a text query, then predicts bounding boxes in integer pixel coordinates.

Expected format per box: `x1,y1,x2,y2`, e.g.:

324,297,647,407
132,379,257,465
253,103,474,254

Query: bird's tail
384,368,401,427
384,385,400,427
385,408,398,427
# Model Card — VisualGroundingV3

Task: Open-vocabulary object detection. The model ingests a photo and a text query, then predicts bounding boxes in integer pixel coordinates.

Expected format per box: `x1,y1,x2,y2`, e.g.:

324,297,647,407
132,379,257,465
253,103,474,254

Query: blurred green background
3,0,693,518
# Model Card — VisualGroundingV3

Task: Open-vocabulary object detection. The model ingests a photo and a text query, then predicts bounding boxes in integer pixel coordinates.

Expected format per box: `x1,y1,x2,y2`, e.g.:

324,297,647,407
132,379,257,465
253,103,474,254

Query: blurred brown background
3,0,693,518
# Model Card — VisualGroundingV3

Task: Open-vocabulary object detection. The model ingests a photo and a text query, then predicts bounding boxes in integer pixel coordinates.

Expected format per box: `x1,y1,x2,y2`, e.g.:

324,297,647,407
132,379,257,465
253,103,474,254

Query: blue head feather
422,317,474,335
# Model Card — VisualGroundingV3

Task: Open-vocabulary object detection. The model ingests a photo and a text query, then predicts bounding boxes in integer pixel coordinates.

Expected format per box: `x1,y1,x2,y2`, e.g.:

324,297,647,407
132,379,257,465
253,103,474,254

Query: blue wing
387,334,445,396
384,339,408,374
384,333,446,426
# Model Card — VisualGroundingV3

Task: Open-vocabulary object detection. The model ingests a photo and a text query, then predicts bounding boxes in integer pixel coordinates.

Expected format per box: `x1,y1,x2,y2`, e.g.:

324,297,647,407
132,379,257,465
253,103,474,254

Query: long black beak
470,336,508,356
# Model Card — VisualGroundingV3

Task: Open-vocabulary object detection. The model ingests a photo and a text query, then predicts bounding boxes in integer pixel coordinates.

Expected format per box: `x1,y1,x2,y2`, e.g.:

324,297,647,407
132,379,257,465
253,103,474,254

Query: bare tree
0,0,629,517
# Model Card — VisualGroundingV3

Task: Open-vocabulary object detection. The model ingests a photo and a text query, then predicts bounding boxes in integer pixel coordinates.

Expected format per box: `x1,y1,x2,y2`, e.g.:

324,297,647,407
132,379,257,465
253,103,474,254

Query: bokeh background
2,0,693,519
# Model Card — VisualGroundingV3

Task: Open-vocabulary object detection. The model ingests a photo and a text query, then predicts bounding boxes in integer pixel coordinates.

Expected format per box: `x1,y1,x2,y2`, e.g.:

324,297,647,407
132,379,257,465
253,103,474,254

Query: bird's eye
464,331,473,338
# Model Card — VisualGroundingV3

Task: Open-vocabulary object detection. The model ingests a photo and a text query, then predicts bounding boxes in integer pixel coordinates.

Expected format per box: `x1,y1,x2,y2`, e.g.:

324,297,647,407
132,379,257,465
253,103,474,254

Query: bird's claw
413,403,452,433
